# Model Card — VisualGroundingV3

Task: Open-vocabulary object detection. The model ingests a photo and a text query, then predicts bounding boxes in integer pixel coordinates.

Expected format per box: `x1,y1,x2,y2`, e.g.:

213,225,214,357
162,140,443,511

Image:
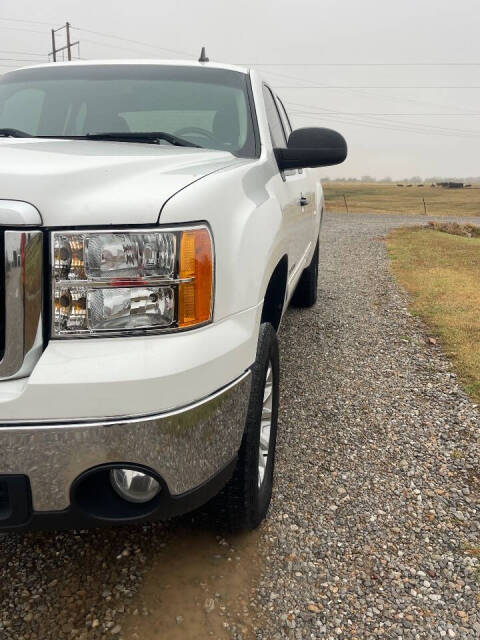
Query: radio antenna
198,47,209,63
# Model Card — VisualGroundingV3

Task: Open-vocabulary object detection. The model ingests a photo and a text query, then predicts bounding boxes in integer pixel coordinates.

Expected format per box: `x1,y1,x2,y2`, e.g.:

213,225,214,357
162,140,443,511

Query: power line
0,17,52,26
274,86,480,90
264,68,480,117
1,18,193,58
0,26,46,35
71,26,193,59
287,103,480,134
78,35,172,58
0,57,47,62
288,112,480,116
285,100,480,136
289,111,480,139
1,18,478,66
256,64,480,125
289,109,480,137
0,64,33,69
0,49,48,57
245,62,480,67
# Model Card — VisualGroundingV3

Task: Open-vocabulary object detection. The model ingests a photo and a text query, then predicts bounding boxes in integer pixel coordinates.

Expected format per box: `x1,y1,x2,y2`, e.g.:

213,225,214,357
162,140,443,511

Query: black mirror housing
274,127,347,171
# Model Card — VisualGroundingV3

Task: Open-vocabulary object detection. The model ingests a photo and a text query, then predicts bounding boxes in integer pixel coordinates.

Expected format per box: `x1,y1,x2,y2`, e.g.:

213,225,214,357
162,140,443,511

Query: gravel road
0,212,478,640
252,212,480,639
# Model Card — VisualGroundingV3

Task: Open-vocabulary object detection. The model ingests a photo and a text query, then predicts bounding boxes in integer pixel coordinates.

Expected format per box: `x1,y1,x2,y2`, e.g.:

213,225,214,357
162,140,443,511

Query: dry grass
427,221,480,238
387,228,480,402
324,182,480,217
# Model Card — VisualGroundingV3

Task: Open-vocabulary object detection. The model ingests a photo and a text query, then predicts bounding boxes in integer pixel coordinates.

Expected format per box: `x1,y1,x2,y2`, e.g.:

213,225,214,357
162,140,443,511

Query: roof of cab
5,59,251,75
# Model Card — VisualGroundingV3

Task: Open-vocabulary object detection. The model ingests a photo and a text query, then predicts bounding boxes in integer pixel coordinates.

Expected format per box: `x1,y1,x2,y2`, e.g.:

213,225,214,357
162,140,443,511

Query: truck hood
0,138,242,226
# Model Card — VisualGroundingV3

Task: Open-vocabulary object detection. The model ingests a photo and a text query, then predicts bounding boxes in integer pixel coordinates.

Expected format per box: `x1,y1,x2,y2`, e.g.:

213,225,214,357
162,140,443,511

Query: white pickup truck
0,59,346,531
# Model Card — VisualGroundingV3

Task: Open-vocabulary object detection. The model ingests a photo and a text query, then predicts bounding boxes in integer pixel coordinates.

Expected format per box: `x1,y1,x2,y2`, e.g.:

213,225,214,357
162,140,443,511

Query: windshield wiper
85,131,201,148
0,128,32,138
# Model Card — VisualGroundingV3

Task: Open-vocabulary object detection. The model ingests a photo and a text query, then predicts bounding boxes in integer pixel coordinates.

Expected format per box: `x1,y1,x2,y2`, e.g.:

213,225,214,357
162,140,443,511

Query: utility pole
66,22,72,61
51,29,57,62
49,22,80,62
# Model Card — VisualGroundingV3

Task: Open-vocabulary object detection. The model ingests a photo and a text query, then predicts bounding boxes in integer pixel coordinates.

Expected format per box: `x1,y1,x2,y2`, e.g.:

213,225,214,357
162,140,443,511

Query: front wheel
210,323,279,532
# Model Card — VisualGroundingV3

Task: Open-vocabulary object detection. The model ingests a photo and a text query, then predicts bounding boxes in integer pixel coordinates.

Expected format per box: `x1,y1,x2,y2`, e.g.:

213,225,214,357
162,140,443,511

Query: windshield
0,64,257,157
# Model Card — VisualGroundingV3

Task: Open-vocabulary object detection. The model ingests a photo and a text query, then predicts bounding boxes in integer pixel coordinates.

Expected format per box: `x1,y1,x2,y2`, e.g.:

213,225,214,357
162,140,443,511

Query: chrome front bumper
0,371,251,513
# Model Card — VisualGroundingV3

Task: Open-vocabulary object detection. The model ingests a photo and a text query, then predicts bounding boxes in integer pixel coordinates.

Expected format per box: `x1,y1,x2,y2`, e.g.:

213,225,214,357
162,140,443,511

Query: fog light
110,468,161,503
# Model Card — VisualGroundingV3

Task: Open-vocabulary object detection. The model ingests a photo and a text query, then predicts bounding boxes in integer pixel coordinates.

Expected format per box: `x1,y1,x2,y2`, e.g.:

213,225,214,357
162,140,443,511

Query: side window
262,85,287,149
277,95,302,174
276,97,292,141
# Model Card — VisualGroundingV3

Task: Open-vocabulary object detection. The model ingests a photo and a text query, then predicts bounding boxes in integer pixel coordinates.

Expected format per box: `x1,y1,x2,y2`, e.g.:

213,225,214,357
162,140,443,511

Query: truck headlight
51,226,213,337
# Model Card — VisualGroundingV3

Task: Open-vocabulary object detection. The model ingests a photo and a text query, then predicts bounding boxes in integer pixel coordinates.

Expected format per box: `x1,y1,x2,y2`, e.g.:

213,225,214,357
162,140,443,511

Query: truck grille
0,229,43,381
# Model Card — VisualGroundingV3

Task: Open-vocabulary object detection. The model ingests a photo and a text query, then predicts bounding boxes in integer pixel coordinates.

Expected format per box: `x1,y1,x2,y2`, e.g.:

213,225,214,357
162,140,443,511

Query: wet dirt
122,523,261,640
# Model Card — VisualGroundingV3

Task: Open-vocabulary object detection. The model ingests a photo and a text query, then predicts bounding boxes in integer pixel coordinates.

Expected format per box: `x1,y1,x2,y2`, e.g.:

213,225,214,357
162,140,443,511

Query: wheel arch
261,255,288,331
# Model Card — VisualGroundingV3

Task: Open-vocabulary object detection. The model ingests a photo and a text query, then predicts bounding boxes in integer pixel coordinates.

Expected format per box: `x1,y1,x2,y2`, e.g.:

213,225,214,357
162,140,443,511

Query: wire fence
324,184,480,217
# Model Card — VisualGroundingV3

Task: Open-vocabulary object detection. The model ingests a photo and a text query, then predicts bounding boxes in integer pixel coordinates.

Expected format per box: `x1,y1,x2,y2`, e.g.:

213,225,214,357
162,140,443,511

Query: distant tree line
322,176,480,183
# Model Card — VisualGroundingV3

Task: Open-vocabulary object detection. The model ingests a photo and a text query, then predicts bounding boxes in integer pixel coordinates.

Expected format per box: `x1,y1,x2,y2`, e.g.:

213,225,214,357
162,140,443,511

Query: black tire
290,238,319,308
210,323,279,532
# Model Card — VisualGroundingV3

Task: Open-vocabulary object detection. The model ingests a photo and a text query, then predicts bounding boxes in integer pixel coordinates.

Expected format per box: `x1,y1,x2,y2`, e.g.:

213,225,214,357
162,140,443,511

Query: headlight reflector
87,286,175,331
84,232,176,279
52,227,213,336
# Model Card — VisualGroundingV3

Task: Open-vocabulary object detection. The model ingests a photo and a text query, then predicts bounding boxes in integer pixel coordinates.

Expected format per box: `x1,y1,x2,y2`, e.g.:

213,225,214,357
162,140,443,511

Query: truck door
262,85,315,295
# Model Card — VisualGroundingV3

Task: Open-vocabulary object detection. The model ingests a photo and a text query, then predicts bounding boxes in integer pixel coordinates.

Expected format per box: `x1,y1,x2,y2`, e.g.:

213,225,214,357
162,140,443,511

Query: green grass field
324,182,480,217
387,227,480,401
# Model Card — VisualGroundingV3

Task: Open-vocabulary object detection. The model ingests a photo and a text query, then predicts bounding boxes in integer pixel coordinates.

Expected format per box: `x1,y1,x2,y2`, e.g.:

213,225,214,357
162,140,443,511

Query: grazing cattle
438,181,464,189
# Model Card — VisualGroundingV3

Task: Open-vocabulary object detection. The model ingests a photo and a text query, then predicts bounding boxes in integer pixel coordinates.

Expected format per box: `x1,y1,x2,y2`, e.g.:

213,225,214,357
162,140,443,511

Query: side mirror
274,127,347,171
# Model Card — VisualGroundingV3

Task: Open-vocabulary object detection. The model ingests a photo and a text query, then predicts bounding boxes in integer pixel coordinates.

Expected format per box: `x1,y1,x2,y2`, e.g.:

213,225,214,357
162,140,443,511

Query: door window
276,97,292,140
262,85,287,148
277,95,302,174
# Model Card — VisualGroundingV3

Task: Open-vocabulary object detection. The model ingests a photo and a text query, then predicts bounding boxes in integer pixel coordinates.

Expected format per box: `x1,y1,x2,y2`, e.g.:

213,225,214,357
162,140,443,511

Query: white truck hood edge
0,138,242,226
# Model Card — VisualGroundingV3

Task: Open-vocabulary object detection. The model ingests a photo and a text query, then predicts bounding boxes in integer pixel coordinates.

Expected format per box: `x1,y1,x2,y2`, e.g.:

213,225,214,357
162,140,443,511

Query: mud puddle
122,524,262,640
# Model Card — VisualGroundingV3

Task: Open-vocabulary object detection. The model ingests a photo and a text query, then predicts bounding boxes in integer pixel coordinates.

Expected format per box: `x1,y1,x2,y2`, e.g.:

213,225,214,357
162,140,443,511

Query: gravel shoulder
252,212,480,639
0,212,478,640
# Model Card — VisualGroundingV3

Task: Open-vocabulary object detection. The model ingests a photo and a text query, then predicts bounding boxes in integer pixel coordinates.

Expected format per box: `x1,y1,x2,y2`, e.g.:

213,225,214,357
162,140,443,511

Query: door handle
299,195,309,207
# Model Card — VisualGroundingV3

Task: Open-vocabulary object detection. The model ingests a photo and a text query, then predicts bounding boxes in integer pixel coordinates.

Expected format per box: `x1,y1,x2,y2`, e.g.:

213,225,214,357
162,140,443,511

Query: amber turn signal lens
178,229,213,327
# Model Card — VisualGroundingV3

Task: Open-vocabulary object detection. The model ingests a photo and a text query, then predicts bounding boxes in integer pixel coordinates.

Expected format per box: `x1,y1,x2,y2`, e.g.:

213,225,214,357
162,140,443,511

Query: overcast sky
1,0,479,179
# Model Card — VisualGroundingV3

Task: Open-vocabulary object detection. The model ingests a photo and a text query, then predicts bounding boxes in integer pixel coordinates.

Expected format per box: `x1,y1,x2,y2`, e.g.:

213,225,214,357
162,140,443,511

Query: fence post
423,198,427,215
343,195,349,214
